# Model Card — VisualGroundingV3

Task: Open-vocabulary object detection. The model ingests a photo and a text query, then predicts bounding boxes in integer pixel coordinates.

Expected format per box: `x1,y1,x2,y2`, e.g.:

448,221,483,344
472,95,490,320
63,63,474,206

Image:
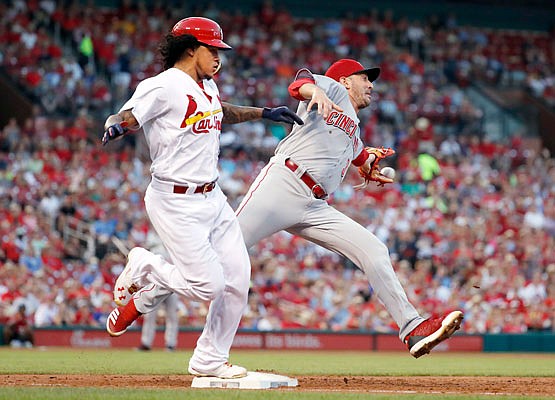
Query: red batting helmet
171,17,231,50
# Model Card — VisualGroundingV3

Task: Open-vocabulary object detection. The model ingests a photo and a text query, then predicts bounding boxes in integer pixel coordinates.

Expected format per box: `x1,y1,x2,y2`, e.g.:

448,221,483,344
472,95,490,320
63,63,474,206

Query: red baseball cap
325,59,380,83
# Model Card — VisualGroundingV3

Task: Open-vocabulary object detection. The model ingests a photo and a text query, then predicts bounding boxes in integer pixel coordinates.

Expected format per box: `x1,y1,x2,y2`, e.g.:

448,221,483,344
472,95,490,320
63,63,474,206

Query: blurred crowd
1,112,553,338
1,0,554,343
2,0,554,122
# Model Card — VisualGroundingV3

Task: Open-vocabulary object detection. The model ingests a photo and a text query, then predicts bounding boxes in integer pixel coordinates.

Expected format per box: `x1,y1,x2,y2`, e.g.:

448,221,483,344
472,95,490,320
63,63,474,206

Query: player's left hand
355,147,396,189
262,106,304,125
101,122,128,146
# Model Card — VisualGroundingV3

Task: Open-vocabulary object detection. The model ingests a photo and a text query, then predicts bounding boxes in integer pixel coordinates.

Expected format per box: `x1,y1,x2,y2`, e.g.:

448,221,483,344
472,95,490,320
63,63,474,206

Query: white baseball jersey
275,70,365,194
120,67,223,185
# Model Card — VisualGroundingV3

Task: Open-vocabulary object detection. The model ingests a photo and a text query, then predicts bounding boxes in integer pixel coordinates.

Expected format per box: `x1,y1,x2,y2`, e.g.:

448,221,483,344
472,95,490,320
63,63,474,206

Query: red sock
118,299,141,329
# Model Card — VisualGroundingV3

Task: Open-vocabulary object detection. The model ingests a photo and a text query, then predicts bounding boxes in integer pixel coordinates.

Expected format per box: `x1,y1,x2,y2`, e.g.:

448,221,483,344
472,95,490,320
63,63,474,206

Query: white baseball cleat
188,362,248,379
113,247,147,306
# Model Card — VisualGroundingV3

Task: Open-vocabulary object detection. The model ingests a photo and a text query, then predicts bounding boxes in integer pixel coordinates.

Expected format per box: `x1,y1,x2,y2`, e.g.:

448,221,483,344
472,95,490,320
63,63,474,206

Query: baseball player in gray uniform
139,294,179,351
236,59,463,358
138,231,178,352
102,17,301,379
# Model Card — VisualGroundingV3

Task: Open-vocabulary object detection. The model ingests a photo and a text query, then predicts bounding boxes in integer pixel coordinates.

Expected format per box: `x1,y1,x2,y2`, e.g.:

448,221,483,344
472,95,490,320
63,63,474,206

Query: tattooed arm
222,102,303,125
221,102,263,124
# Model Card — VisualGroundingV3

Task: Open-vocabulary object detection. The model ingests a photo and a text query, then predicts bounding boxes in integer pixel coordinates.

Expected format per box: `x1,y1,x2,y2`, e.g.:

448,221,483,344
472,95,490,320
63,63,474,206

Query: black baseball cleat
404,311,464,358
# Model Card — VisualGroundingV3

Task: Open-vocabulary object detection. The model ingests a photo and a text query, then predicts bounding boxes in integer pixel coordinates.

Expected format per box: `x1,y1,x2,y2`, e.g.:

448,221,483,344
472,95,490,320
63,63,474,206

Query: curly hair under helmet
158,33,200,71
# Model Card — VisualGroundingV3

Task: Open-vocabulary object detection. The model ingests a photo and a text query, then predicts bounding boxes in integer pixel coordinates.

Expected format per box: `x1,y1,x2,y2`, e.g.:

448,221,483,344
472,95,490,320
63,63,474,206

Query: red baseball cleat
404,310,464,358
106,299,142,337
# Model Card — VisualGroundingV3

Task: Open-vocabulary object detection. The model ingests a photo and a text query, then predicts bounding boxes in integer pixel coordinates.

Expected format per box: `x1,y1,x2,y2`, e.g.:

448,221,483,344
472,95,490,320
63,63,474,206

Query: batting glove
102,123,128,146
262,106,304,125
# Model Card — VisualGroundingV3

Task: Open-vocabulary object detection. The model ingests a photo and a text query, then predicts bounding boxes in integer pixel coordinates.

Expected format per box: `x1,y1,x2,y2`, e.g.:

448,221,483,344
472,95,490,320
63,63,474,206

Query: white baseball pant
129,178,251,371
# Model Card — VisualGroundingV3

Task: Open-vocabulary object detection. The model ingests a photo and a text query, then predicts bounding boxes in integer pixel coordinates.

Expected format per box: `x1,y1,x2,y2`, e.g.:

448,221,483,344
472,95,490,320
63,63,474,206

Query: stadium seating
0,1,553,335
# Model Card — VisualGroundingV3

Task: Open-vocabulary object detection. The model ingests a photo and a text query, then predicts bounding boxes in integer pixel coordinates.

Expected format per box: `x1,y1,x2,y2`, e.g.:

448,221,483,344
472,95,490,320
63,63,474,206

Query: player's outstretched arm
298,83,343,119
222,102,302,125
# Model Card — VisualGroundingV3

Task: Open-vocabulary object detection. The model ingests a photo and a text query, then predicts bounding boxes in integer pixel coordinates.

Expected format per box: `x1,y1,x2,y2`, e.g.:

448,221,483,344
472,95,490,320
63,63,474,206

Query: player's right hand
306,86,343,119
101,123,128,146
262,106,304,125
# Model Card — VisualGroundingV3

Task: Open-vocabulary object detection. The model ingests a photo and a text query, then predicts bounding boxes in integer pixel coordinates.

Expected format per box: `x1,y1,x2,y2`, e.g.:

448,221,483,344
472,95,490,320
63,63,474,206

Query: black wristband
262,107,271,119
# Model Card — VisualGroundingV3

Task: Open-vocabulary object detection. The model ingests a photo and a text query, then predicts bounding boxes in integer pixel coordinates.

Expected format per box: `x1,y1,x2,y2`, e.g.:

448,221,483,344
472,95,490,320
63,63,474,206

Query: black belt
173,181,216,194
285,159,328,200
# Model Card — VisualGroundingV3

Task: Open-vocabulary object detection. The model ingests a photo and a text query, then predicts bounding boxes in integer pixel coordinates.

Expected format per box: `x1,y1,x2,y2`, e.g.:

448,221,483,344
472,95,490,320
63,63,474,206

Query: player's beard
359,93,371,110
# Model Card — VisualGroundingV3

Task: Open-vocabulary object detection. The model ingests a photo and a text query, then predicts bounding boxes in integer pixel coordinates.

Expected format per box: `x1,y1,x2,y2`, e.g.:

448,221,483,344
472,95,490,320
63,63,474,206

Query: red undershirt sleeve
288,78,316,100
352,149,369,166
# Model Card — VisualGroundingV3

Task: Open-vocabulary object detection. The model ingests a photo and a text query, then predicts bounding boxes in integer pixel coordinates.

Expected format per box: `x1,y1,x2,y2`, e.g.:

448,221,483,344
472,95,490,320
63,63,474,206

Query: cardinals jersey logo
180,95,198,128
180,94,222,134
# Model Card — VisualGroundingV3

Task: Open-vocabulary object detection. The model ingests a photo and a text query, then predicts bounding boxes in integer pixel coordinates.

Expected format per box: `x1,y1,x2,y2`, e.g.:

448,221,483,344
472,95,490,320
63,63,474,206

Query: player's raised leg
289,204,463,356
113,247,149,306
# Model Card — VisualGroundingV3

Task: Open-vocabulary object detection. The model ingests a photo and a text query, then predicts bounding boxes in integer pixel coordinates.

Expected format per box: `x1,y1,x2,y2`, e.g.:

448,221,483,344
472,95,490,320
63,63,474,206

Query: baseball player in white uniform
236,59,464,358
102,17,302,379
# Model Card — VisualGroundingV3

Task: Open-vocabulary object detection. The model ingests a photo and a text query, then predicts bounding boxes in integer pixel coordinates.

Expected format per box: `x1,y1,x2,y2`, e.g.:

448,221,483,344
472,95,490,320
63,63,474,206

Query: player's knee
228,261,251,295
210,278,226,299
369,241,390,264
194,276,225,301
358,240,391,271
226,279,250,303
376,241,390,257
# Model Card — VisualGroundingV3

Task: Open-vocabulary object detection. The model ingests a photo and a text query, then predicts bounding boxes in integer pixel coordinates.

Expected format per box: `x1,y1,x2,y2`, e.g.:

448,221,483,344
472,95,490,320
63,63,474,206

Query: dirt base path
2,374,555,396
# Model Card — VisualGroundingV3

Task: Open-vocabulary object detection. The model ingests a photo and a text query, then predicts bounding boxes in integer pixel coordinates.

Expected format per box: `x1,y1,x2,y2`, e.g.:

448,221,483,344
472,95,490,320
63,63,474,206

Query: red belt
173,181,216,194
285,159,328,200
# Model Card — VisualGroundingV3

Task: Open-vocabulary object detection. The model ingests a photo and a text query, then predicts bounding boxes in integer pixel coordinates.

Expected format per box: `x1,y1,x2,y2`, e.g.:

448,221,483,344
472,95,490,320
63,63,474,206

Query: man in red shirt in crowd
4,304,34,348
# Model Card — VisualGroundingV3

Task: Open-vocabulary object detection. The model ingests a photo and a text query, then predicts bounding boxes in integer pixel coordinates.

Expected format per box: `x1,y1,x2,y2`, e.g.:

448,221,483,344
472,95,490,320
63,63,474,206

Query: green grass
0,348,553,399
0,348,553,377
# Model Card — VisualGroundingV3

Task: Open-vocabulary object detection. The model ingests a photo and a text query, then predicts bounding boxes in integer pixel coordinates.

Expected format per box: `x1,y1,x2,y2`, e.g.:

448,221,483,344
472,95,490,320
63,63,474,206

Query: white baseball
380,166,396,180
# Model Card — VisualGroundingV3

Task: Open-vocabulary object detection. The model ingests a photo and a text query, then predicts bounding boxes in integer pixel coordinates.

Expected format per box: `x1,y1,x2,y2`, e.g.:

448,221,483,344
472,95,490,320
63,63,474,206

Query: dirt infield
2,374,555,396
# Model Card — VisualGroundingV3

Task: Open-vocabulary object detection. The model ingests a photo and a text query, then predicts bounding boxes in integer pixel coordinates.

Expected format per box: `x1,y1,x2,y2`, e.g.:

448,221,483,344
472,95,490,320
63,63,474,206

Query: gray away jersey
275,70,365,194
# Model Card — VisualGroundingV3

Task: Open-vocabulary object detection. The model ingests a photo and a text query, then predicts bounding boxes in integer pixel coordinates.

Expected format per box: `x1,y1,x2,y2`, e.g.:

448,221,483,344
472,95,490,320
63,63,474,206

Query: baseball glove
354,146,396,189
